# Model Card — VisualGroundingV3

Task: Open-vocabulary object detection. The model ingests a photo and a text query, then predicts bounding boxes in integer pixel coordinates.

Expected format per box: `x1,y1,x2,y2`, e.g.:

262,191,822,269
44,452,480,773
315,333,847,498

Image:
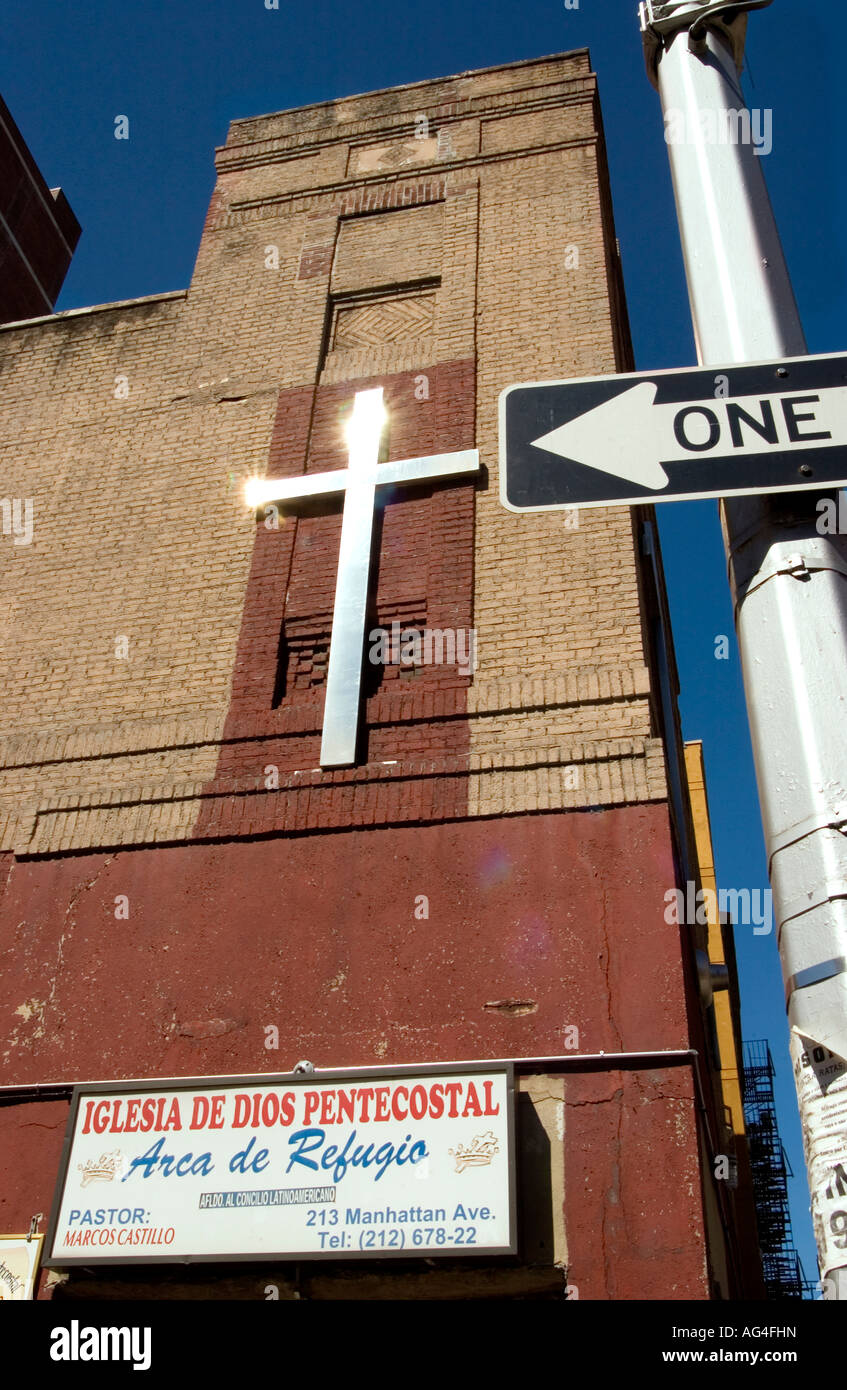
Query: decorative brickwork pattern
331,289,436,350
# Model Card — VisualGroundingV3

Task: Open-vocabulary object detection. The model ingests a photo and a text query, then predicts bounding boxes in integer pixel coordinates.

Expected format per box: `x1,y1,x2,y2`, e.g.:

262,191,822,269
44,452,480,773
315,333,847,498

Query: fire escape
741,1039,808,1298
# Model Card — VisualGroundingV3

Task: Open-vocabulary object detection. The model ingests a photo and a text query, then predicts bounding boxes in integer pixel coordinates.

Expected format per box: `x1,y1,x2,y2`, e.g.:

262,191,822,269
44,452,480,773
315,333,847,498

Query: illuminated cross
246,387,479,767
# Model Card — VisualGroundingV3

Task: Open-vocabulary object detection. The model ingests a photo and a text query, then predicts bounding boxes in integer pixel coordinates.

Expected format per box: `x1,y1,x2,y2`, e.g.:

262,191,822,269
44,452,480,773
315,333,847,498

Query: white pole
640,0,847,1296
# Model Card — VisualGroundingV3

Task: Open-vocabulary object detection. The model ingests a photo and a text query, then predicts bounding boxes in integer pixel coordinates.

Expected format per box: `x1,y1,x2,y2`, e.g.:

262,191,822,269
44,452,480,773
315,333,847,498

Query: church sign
44,1064,516,1265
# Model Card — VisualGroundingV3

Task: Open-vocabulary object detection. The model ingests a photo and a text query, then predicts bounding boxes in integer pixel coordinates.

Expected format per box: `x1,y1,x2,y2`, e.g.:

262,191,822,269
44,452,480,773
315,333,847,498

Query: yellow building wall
684,740,747,1136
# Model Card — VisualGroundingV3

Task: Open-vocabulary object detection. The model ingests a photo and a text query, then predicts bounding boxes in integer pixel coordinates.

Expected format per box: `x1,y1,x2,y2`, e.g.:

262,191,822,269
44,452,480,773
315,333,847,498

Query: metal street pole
639,0,847,1296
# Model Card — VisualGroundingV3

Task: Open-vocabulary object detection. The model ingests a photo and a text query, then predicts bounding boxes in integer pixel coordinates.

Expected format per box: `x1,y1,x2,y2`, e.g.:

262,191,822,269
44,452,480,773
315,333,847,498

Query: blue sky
6,0,844,1284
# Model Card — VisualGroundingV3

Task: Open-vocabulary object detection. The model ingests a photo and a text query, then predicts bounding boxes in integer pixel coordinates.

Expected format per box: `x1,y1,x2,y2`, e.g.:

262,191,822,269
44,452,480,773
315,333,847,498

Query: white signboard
0,1234,43,1299
45,1065,516,1264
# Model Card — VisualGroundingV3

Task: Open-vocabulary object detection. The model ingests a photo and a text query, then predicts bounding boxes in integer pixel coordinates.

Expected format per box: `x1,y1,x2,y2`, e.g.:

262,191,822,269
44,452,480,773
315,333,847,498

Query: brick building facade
0,51,762,1299
0,92,79,324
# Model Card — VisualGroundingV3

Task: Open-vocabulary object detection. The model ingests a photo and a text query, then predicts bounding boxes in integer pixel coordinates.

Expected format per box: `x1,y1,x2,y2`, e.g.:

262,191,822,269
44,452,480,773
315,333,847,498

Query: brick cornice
3,735,668,856
216,68,596,170
218,137,596,227
0,664,651,771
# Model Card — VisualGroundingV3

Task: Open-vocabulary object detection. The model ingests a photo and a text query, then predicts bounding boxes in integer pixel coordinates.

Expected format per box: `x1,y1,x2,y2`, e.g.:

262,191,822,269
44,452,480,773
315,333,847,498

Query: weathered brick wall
0,52,717,1302
0,50,663,854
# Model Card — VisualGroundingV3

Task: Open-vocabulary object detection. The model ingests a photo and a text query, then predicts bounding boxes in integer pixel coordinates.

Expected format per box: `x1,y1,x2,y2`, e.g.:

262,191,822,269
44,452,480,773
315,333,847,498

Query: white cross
245,387,479,767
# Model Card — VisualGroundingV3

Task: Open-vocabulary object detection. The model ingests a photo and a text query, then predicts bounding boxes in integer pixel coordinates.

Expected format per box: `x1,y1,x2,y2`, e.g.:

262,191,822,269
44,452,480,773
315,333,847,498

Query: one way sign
499,352,847,511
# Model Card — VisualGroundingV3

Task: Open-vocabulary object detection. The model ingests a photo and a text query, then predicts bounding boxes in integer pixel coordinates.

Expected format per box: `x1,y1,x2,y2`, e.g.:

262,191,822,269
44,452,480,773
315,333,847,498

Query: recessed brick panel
196,358,476,834
331,202,444,293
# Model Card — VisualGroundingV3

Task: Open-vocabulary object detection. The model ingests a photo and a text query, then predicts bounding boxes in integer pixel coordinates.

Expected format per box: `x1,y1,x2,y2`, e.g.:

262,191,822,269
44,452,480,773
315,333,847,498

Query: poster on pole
792,1037,847,1288
44,1064,516,1265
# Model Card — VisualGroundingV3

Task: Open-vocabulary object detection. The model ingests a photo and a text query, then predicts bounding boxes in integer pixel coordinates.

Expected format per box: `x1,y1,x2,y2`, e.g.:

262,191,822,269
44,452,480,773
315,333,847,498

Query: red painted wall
0,804,709,1297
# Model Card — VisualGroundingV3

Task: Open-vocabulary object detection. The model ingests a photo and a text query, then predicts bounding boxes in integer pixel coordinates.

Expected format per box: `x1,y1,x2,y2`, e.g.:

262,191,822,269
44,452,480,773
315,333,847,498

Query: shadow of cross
246,387,480,767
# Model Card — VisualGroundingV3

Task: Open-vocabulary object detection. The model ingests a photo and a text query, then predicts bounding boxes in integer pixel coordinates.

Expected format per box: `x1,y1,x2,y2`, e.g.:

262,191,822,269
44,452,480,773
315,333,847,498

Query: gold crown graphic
78,1150,124,1187
448,1131,500,1173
